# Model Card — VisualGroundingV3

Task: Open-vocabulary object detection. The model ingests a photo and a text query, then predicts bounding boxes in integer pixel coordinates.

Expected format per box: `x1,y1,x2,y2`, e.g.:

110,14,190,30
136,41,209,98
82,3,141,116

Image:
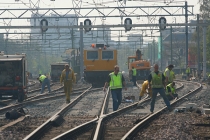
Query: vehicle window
87,51,98,60
136,63,144,67
0,61,22,87
102,51,113,60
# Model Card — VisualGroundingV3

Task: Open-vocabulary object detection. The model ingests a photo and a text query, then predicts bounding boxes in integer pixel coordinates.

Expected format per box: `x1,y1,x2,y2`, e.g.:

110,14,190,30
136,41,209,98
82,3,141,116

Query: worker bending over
165,82,178,101
139,80,152,100
37,75,51,94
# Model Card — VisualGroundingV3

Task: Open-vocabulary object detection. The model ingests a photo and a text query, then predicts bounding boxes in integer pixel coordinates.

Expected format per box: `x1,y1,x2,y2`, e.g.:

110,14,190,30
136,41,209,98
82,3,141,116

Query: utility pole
79,22,84,80
71,28,74,49
170,26,173,64
185,1,189,68
203,19,207,79
5,34,8,55
160,30,163,71
153,41,156,64
150,43,153,65
197,14,200,78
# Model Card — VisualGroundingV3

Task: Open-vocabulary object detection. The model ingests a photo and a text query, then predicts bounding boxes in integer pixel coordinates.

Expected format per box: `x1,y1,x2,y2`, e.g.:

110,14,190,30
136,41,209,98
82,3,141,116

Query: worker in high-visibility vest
186,65,191,81
164,64,175,85
165,82,178,101
103,65,127,111
132,66,137,86
37,75,51,94
148,64,171,113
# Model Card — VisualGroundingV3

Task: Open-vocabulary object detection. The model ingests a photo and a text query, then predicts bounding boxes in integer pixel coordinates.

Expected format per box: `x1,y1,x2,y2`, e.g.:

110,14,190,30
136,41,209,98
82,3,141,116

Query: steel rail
27,80,37,87
50,87,111,140
121,80,202,140
51,81,183,140
23,86,94,140
92,81,184,140
0,83,56,106
0,85,89,106
0,87,100,114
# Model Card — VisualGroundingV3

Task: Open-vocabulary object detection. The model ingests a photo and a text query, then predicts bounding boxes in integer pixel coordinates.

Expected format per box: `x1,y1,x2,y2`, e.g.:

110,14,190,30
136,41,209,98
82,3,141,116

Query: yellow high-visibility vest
109,72,122,89
39,75,46,82
132,68,137,76
151,72,163,88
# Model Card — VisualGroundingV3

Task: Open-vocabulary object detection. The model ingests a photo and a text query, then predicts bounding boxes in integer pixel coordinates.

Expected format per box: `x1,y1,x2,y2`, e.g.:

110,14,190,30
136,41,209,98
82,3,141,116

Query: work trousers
64,80,73,102
41,78,51,94
166,93,178,101
111,89,122,111
150,88,170,112
132,76,137,86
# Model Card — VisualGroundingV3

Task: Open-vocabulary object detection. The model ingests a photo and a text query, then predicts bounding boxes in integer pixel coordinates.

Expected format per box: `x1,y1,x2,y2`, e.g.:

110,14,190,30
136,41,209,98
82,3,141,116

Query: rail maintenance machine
0,51,27,102
128,49,151,80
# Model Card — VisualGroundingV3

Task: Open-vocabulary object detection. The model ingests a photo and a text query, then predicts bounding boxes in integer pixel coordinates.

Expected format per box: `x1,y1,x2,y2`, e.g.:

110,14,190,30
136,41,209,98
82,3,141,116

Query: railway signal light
124,18,132,31
84,19,92,32
159,17,167,30
40,19,48,32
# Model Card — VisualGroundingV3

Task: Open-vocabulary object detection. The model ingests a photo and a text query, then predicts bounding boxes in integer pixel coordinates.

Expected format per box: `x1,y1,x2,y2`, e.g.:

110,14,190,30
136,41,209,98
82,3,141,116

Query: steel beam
0,23,208,29
0,5,194,19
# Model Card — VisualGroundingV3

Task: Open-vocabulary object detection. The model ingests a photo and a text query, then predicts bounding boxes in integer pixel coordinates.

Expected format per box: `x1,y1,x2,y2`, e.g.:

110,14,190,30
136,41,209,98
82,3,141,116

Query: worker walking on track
60,64,76,104
132,66,137,86
37,75,51,94
139,80,152,100
148,64,171,113
164,64,175,85
186,65,191,81
103,65,127,111
165,82,178,101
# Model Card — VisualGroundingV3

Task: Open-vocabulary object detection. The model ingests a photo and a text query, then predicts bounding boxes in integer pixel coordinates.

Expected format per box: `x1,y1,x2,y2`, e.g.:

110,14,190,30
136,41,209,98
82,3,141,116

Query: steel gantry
0,5,194,20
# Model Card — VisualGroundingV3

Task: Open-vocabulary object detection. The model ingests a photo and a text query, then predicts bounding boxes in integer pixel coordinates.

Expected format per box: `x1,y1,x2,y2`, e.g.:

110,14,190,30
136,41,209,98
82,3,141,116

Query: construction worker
103,65,127,111
165,82,178,101
60,64,76,104
164,64,175,85
139,80,152,100
132,66,137,86
37,75,51,94
148,64,171,113
186,65,191,81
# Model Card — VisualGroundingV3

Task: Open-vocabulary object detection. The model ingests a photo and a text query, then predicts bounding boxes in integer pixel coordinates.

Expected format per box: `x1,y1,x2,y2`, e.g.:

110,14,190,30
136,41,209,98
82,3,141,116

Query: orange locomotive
128,49,151,80
84,44,117,87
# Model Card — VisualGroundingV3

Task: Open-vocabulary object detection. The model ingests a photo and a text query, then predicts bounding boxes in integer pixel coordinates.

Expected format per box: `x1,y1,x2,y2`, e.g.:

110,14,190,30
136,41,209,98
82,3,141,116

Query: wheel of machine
18,92,24,102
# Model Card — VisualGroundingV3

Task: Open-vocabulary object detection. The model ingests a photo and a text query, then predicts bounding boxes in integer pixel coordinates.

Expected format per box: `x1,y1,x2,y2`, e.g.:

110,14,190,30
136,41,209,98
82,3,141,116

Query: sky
0,0,201,42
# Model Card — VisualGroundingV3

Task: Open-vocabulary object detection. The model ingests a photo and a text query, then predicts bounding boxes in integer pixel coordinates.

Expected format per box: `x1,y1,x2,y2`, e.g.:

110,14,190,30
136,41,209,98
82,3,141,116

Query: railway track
48,80,202,140
121,80,202,140
0,86,98,139
0,82,91,107
0,80,204,139
134,82,210,140
21,87,103,140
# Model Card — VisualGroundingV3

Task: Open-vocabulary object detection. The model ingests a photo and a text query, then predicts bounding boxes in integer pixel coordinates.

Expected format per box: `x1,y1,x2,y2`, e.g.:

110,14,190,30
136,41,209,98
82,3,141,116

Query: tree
199,0,210,18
